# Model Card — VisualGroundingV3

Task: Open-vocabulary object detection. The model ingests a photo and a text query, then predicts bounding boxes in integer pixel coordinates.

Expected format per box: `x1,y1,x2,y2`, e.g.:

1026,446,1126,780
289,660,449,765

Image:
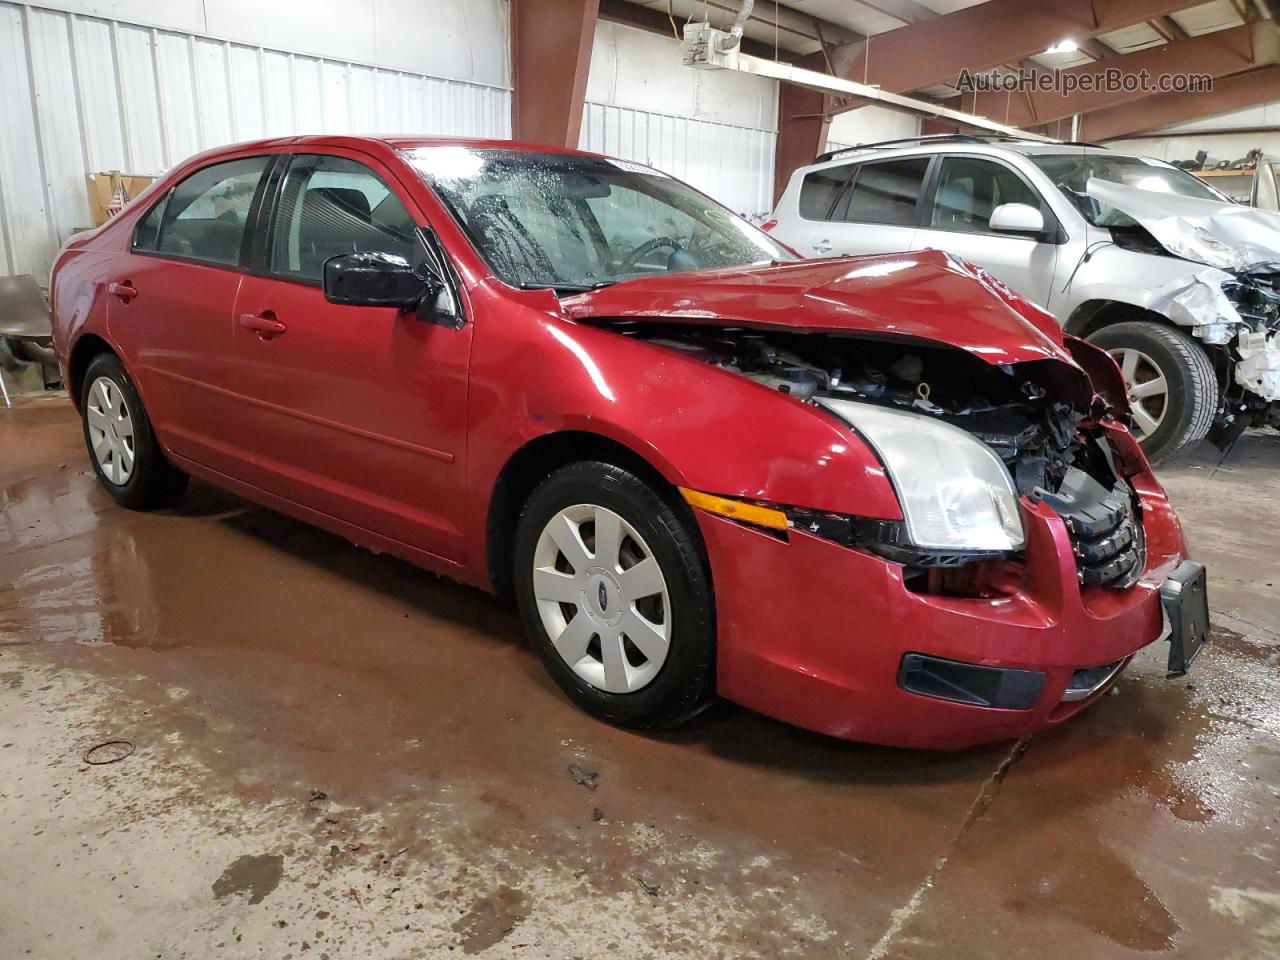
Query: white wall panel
580,102,777,219
581,20,780,219
26,0,509,87
0,0,511,282
69,15,127,171
587,20,777,133
0,3,52,276
827,105,920,153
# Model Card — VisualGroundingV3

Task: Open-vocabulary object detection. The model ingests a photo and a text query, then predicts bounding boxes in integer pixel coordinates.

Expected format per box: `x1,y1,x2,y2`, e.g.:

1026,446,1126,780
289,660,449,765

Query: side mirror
323,252,438,309
988,203,1046,236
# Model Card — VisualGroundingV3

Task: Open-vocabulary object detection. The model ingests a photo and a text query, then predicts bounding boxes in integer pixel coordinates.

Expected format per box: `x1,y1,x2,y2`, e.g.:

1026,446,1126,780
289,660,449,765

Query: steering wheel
618,236,683,273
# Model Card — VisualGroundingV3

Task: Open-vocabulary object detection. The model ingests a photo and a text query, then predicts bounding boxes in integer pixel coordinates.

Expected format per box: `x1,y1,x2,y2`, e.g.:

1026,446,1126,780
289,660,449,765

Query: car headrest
938,180,975,217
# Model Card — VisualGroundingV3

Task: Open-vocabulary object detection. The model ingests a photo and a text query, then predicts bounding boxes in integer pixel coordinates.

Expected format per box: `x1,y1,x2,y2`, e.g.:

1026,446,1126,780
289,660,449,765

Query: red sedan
50,136,1208,749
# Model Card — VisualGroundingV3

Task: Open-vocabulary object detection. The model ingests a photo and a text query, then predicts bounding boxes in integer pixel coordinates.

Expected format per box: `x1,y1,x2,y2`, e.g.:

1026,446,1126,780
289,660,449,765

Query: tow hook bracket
1161,560,1210,678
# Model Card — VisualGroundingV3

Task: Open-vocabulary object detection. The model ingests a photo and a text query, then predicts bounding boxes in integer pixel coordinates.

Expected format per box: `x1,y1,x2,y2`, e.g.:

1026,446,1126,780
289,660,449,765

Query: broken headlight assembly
814,398,1025,555
1221,273,1280,333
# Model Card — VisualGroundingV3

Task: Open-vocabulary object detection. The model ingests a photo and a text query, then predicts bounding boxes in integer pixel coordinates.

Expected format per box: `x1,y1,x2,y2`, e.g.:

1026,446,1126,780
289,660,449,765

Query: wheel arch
66,333,118,410
1063,299,1179,339
1066,300,1227,389
485,429,699,599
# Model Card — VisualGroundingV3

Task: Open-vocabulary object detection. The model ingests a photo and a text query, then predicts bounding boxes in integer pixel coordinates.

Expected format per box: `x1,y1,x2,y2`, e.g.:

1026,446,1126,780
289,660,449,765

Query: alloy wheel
1108,347,1169,439
531,504,671,694
86,376,135,485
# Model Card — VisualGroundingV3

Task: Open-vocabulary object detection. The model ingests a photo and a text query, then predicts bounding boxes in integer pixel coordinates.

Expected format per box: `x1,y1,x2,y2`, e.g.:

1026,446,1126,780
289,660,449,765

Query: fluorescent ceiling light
1044,39,1079,55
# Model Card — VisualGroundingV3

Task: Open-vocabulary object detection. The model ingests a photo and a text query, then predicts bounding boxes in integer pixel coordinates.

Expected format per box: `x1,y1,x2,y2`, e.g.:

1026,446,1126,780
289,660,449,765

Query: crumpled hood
562,249,1072,367
1087,177,1280,273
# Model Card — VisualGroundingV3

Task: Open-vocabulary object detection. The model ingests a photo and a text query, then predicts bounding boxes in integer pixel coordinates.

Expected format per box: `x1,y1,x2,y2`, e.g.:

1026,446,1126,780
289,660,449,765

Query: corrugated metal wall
0,1,511,282
579,102,777,219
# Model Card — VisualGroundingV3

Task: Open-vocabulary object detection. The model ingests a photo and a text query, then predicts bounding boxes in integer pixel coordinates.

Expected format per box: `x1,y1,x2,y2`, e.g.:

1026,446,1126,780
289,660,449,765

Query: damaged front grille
1032,466,1145,588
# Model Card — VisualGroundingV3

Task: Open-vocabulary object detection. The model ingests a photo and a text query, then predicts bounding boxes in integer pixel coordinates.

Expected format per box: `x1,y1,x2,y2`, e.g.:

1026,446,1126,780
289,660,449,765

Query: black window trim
128,153,282,273
827,154,938,229
919,152,1065,244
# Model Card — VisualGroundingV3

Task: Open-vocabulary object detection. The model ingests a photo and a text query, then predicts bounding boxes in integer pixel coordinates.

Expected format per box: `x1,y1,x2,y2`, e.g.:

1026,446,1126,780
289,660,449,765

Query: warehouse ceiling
617,0,1279,107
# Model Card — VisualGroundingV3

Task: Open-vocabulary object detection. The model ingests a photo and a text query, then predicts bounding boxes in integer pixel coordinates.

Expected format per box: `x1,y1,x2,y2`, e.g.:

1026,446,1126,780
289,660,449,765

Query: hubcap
531,504,671,694
1108,347,1169,440
86,376,135,485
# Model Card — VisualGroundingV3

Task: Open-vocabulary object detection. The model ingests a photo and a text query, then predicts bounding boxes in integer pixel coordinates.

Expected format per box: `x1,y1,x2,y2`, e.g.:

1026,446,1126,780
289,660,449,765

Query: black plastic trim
898,653,1047,710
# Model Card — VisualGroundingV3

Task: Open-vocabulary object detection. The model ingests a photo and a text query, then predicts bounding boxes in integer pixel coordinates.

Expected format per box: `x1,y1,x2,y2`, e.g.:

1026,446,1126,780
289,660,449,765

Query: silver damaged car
770,138,1280,461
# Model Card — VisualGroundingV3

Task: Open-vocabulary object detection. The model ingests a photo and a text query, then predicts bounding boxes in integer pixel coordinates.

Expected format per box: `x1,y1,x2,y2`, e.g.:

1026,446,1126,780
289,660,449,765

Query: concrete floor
2,391,1278,960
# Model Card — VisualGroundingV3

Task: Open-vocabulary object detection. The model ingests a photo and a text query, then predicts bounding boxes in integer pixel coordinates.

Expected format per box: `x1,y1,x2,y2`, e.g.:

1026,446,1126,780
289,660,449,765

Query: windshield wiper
517,280,617,295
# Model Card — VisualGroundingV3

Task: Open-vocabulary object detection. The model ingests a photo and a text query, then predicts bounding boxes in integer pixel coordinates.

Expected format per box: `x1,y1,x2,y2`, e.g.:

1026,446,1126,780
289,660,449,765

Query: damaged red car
50,137,1209,749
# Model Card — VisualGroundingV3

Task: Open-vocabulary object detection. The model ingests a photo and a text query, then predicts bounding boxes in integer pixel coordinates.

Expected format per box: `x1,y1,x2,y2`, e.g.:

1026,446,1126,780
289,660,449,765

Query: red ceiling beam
964,23,1271,128
511,0,599,148
1079,65,1280,140
819,0,1210,95
774,84,830,204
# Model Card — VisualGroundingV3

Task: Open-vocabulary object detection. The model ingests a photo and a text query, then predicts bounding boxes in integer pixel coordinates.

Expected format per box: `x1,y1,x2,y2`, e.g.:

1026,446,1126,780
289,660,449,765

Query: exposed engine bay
623,324,1146,591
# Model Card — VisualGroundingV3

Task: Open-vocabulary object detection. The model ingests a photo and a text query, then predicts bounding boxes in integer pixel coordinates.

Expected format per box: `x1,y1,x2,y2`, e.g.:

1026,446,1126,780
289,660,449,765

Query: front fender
464,300,904,574
1063,334,1130,417
1064,246,1208,328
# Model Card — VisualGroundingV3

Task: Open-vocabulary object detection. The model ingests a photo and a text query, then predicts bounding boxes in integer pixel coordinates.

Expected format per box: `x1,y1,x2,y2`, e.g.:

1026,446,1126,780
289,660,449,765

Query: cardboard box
86,171,156,227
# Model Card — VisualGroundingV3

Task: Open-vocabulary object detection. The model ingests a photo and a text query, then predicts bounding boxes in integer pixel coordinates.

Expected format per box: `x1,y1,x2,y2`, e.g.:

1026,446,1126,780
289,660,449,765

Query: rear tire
1087,321,1217,463
513,461,716,730
81,352,188,509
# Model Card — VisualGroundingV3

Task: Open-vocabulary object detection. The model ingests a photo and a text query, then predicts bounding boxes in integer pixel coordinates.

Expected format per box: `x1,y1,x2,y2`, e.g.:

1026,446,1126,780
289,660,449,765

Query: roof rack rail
813,134,1011,165
1057,140,1108,149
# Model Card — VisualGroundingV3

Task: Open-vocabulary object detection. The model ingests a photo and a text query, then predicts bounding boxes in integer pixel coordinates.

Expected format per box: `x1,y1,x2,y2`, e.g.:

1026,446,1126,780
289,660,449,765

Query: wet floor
2,392,1278,959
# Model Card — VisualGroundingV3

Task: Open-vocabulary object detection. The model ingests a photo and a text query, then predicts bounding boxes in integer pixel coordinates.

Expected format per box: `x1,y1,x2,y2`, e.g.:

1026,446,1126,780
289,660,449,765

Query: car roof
190,134,604,159
802,139,1114,173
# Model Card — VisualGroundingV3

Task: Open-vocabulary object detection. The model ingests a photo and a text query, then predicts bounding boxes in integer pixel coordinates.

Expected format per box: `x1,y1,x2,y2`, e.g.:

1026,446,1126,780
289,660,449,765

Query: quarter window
834,157,930,226
799,164,855,220
270,155,420,282
930,157,1041,234
132,195,167,251
155,157,270,266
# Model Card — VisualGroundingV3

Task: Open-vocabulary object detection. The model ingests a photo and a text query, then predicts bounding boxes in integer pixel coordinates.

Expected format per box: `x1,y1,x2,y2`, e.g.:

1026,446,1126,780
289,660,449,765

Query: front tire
81,352,188,509
1087,321,1217,463
513,461,715,730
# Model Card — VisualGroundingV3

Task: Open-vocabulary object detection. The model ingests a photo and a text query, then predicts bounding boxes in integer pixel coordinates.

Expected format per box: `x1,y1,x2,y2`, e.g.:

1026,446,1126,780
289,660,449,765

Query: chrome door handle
812,240,833,254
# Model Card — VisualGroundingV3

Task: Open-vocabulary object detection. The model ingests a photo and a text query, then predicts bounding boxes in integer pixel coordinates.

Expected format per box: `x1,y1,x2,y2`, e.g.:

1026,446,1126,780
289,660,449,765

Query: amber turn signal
678,487,790,531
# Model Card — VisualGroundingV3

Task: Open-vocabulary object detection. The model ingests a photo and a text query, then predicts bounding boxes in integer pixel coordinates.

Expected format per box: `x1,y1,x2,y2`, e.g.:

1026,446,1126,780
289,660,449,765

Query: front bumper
697,461,1189,750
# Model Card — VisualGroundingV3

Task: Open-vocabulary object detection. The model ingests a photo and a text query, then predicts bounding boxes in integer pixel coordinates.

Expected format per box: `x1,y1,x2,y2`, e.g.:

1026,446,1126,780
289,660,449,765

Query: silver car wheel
531,503,671,694
86,375,136,486
1109,347,1169,439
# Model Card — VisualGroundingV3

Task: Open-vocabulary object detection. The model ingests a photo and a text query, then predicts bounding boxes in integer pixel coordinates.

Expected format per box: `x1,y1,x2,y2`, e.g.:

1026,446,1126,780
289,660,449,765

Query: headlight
815,398,1025,552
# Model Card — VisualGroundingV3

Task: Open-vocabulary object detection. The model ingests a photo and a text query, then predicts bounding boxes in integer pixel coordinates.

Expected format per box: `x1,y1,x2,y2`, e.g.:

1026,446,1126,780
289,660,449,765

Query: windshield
403,146,790,291
1030,153,1229,228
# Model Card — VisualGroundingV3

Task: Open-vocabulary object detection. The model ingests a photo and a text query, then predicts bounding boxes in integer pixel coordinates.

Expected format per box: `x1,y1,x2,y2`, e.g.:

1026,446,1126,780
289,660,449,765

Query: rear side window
930,157,1041,234
155,157,270,266
834,157,930,226
269,154,420,283
799,164,855,220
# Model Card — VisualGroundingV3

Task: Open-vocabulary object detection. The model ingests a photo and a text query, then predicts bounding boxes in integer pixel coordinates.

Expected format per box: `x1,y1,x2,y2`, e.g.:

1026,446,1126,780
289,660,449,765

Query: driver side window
584,184,701,262
930,157,1040,234
270,155,421,283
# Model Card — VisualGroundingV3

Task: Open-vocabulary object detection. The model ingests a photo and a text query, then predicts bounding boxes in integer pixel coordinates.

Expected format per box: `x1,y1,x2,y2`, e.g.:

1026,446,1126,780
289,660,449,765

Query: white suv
769,136,1280,462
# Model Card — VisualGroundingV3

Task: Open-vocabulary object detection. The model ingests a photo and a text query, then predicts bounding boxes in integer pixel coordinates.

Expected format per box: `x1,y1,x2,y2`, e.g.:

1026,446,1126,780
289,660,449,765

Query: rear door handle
812,240,833,254
107,281,137,302
239,311,287,339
